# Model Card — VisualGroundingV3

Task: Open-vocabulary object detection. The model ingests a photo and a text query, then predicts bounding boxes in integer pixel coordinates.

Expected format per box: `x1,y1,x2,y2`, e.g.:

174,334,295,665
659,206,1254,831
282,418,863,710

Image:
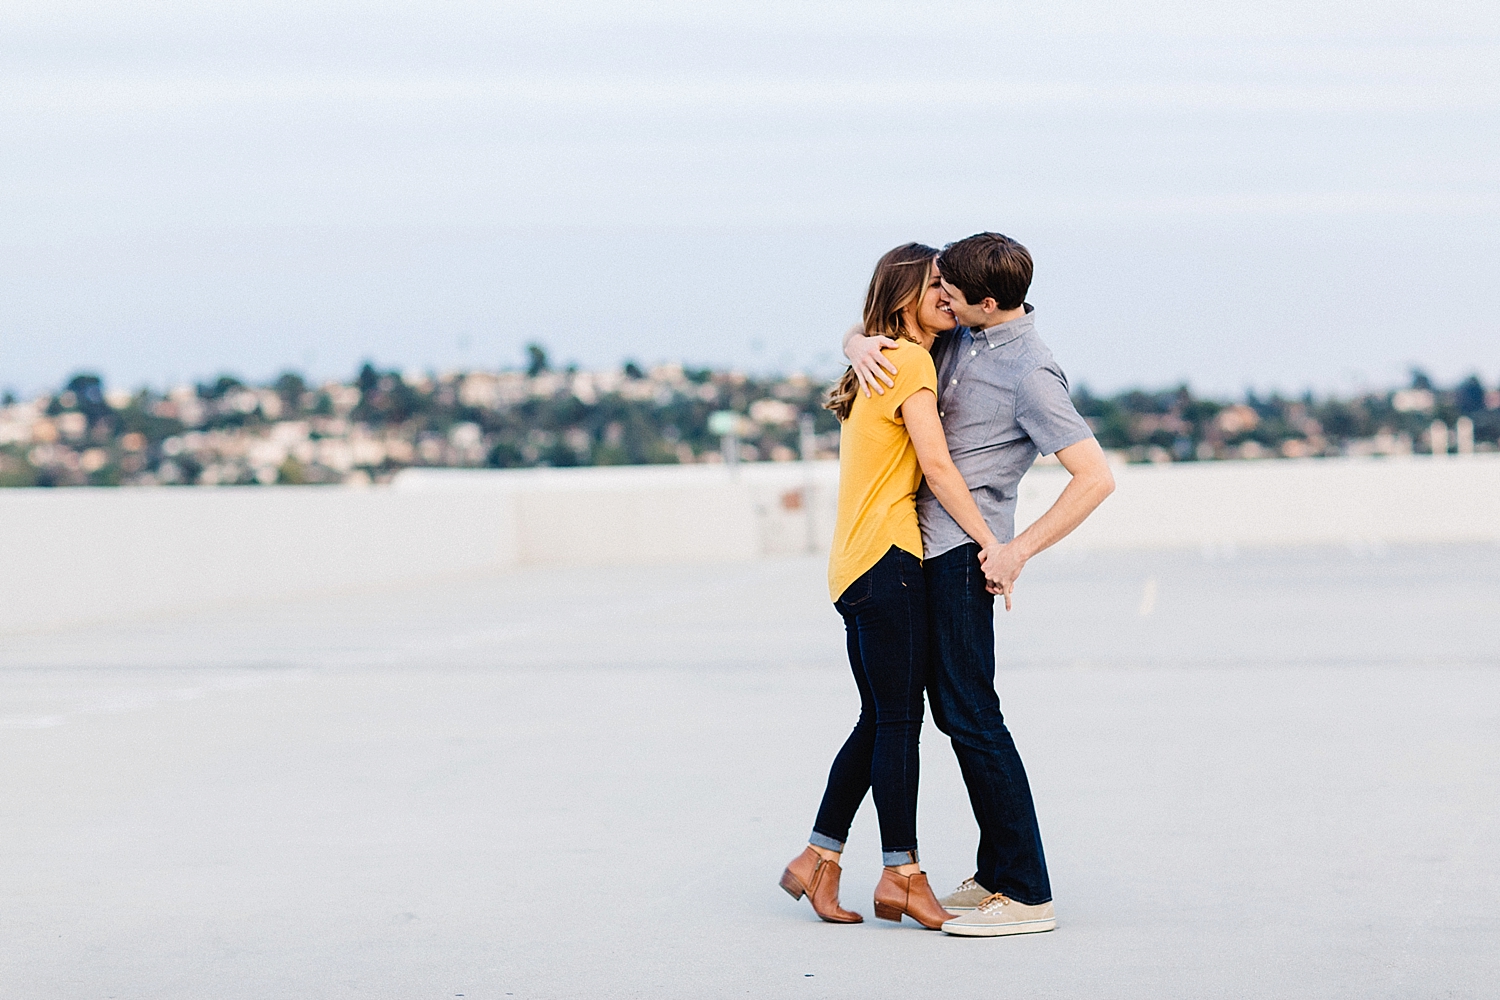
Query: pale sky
3,0,1498,397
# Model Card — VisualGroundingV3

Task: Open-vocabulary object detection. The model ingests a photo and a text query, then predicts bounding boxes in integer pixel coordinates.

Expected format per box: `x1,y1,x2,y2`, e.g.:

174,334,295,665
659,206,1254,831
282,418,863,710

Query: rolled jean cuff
883,848,919,867
808,831,845,852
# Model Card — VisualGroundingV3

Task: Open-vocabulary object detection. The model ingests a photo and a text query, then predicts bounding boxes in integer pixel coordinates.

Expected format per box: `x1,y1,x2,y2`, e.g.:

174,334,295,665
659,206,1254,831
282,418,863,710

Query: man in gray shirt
843,233,1115,936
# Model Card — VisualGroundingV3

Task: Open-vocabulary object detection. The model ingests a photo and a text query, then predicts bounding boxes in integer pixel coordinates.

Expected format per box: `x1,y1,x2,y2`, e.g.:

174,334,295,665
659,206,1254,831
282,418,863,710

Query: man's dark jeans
925,542,1052,904
812,545,926,865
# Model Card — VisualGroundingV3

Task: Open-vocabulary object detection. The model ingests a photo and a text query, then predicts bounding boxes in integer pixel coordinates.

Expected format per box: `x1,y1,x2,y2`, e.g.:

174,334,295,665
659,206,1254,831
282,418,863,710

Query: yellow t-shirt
827,338,939,602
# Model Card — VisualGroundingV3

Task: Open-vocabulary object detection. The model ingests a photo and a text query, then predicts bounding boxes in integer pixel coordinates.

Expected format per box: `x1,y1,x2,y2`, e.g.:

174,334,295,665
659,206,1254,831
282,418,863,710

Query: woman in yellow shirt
780,243,1006,929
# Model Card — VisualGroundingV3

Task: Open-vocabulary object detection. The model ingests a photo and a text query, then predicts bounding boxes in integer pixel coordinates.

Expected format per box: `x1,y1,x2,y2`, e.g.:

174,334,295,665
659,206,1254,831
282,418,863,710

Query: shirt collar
970,302,1035,349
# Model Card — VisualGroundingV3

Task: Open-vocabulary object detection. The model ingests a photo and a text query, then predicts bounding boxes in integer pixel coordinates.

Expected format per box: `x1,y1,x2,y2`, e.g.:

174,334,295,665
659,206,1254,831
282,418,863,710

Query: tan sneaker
938,877,993,911
941,893,1056,936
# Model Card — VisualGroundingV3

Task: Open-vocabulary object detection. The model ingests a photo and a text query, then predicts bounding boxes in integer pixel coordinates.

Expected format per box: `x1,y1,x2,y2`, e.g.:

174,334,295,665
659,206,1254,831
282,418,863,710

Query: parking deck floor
3,544,1497,998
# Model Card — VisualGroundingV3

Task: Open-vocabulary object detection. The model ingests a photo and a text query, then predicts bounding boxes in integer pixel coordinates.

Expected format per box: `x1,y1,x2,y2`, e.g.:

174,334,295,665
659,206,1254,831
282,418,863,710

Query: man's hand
844,330,901,396
978,540,1028,611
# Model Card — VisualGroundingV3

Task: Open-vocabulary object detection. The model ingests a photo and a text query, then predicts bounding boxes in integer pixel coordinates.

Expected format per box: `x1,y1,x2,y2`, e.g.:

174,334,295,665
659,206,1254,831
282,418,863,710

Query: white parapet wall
1017,454,1500,552
2,455,1497,636
0,487,519,636
392,463,841,564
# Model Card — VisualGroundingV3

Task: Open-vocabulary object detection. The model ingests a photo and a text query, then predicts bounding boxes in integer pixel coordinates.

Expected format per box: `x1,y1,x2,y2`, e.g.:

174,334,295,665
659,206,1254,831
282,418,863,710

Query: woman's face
905,262,958,344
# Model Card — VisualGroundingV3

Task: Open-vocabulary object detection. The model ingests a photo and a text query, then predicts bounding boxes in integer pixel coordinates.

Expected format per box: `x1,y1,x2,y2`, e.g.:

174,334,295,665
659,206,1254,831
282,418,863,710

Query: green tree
274,372,308,412
277,457,308,484
1456,375,1486,415
65,373,107,412
356,363,380,397
199,375,243,399
0,449,37,487
525,343,550,377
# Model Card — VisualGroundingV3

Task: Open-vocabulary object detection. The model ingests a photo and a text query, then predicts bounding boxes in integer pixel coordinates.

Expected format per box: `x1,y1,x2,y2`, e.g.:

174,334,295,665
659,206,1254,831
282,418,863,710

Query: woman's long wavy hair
824,243,938,422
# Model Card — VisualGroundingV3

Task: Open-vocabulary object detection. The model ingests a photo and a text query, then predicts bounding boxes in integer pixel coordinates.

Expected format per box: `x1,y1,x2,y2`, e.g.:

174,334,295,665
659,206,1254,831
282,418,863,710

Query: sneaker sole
942,917,1056,937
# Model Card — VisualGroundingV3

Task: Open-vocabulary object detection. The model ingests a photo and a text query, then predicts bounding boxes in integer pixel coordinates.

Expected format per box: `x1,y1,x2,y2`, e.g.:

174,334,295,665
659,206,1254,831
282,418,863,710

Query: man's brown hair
937,233,1032,311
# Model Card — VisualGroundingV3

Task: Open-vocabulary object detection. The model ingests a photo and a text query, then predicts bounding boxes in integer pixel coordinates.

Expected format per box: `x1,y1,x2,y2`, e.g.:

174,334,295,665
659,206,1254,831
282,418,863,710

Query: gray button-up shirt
916,304,1093,558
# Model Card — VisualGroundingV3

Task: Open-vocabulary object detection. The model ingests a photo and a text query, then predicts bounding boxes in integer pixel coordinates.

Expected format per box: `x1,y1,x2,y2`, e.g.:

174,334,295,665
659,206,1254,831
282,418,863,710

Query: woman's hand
843,323,901,397
978,541,1027,611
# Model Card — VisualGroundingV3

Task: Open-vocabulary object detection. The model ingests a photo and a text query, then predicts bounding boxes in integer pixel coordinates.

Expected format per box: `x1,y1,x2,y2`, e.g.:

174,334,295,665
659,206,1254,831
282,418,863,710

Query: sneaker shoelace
953,877,982,894
977,892,1013,913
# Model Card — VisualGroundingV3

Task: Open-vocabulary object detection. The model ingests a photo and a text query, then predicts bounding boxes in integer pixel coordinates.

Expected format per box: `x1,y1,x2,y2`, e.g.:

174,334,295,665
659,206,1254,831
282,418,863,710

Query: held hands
978,540,1027,611
846,333,901,396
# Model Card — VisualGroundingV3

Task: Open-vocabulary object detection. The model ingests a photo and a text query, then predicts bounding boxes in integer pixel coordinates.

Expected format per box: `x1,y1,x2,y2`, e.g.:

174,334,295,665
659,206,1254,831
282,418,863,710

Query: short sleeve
1015,365,1092,455
881,342,938,422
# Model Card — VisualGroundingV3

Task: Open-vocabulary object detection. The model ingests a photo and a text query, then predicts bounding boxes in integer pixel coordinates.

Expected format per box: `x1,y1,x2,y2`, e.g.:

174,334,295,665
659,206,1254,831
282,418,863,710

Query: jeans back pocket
837,572,874,609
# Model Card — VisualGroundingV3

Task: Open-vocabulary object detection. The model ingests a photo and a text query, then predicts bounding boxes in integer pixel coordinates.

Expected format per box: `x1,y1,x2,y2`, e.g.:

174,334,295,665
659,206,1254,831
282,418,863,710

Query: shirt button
950,378,958,385
970,349,977,356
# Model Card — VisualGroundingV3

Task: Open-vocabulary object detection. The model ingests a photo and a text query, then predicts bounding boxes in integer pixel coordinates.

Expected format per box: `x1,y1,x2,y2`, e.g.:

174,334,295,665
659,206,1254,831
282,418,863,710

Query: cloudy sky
2,0,1497,396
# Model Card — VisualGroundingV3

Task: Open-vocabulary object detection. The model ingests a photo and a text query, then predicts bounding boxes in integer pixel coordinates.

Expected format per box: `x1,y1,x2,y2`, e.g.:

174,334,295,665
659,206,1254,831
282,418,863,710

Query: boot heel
779,870,806,900
873,902,903,922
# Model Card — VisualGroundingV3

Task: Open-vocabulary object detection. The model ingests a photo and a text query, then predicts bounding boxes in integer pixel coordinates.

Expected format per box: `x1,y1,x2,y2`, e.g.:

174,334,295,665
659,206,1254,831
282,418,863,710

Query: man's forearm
841,322,865,355
843,322,897,395
1012,468,1113,560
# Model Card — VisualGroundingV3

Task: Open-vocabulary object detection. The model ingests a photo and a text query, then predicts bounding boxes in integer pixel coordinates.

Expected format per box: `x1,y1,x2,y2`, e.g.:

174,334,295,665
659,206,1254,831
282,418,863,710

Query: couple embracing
780,233,1114,937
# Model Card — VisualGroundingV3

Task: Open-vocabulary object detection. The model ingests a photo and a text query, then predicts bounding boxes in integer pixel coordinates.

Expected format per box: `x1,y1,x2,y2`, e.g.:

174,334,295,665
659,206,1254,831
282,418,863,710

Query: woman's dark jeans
810,545,927,866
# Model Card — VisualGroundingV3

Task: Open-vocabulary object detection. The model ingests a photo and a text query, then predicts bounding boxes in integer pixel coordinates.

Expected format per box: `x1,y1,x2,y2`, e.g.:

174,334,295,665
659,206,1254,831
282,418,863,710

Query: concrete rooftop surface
2,543,1498,998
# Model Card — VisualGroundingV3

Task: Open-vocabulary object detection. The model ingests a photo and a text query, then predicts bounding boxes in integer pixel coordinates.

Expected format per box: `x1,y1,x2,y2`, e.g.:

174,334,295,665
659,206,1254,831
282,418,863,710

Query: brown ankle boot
872,868,955,929
780,847,862,923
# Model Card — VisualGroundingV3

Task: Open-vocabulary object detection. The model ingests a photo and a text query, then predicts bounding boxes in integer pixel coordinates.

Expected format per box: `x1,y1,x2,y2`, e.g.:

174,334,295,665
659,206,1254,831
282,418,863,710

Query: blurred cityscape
2,344,1497,488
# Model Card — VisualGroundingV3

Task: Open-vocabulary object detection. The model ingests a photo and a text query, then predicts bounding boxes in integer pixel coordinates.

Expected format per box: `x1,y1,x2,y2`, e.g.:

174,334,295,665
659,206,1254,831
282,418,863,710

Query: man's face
939,278,993,328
